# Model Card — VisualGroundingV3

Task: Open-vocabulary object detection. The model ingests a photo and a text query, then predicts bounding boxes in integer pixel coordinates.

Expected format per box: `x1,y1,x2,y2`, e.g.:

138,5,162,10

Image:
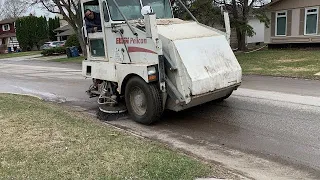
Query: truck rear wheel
125,77,163,125
216,91,233,102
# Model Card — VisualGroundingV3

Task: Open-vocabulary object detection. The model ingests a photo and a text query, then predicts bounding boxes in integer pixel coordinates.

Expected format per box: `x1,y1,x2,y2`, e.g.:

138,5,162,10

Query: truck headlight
147,66,157,81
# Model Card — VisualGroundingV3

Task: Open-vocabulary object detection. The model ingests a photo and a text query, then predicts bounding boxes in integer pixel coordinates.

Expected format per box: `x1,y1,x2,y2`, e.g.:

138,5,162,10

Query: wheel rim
129,86,147,116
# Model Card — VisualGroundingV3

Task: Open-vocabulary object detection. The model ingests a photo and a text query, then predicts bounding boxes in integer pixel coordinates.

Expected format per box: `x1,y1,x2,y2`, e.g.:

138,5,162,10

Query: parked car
40,41,66,50
56,41,66,47
40,44,50,50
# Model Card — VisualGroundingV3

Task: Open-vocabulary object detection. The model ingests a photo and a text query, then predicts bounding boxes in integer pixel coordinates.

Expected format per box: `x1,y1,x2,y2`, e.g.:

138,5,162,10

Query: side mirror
141,6,154,16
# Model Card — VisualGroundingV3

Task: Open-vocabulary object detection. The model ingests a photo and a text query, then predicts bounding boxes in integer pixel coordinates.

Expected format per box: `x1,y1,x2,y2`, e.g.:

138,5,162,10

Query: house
265,0,320,48
53,14,75,41
221,5,265,48
54,24,75,41
216,16,264,49
0,18,20,53
247,15,265,45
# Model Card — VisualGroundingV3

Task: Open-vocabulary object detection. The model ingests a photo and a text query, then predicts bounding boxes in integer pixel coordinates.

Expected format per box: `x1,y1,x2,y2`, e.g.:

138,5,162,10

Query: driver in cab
84,9,102,33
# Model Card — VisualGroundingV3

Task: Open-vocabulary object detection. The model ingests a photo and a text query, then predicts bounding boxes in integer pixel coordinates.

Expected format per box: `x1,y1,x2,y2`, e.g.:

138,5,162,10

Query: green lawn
50,56,84,63
236,49,320,79
0,94,232,180
0,51,41,59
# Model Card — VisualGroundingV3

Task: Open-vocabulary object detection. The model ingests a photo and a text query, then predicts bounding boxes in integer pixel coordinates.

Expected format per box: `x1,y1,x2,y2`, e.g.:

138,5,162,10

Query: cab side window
84,1,102,33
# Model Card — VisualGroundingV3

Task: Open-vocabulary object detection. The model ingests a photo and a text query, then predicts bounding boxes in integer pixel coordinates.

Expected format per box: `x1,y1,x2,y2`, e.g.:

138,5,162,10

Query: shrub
41,47,66,56
65,34,80,48
37,39,50,49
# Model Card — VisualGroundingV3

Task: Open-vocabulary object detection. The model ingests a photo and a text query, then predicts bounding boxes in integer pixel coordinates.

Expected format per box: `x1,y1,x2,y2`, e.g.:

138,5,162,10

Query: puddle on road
10,85,66,103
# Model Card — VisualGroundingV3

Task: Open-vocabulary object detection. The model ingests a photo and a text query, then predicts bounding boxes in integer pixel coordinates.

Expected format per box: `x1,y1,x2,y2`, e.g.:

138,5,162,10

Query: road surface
1,58,320,179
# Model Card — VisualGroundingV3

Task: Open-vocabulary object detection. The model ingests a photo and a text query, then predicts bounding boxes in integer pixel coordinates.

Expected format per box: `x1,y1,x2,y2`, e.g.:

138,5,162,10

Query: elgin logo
116,37,147,44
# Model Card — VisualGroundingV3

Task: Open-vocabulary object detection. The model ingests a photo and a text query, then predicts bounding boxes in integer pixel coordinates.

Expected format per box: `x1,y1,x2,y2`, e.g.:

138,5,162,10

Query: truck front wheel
125,77,163,125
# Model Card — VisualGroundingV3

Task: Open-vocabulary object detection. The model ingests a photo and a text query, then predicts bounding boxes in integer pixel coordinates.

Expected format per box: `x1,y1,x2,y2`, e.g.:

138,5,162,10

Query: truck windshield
107,0,172,21
107,0,142,21
142,0,172,19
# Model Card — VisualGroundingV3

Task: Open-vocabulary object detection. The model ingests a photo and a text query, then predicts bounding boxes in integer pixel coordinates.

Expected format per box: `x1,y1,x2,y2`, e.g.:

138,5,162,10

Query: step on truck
80,0,242,124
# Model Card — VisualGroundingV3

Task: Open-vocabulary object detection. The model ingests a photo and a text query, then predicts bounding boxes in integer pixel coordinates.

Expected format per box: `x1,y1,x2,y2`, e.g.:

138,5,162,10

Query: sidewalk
0,54,67,61
30,54,67,61
242,75,320,97
0,54,42,61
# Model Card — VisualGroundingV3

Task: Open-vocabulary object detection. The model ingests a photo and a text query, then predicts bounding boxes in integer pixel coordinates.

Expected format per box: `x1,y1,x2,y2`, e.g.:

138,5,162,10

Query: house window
276,11,287,36
305,7,319,35
2,24,10,31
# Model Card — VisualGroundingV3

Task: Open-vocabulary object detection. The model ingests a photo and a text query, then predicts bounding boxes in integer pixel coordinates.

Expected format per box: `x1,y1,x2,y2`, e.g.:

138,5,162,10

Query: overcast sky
29,4,56,18
0,0,56,19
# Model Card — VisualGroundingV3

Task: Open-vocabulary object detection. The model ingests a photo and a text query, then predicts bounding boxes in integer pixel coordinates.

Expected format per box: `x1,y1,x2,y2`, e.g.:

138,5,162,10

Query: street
1,58,320,179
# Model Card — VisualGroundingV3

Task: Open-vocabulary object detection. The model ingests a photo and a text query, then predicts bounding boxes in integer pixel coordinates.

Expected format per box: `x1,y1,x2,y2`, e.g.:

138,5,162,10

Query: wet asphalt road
1,58,320,178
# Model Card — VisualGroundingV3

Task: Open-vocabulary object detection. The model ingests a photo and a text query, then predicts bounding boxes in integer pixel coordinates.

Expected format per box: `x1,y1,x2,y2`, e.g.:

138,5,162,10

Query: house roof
0,18,17,25
266,0,284,7
271,0,282,4
0,33,16,38
264,0,287,10
56,28,75,37
265,0,320,11
54,24,72,32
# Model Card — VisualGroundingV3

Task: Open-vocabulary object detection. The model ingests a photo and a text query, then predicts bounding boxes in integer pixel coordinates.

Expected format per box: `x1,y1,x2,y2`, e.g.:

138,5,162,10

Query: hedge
65,34,80,48
41,47,66,56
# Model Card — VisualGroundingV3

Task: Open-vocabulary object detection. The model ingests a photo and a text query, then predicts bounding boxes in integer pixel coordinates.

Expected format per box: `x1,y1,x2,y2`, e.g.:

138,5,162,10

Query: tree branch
39,0,60,14
55,0,77,29
249,0,256,7
71,0,78,12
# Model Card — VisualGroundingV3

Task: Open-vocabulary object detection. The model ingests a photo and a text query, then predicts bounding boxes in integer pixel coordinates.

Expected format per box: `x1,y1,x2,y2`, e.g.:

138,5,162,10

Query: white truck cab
80,0,242,124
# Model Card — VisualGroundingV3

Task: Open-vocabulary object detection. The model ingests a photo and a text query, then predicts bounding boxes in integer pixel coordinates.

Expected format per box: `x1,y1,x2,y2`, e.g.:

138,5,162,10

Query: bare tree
214,0,269,51
0,0,5,20
31,0,86,56
0,0,31,19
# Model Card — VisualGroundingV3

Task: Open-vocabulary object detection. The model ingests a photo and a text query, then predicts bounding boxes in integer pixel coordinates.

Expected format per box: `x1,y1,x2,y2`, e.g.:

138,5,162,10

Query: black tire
125,77,163,125
216,91,233,102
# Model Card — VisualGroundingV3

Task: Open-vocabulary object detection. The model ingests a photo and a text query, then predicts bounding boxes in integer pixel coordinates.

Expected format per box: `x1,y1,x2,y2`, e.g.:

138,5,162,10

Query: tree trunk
231,0,238,19
76,29,87,57
237,28,246,51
